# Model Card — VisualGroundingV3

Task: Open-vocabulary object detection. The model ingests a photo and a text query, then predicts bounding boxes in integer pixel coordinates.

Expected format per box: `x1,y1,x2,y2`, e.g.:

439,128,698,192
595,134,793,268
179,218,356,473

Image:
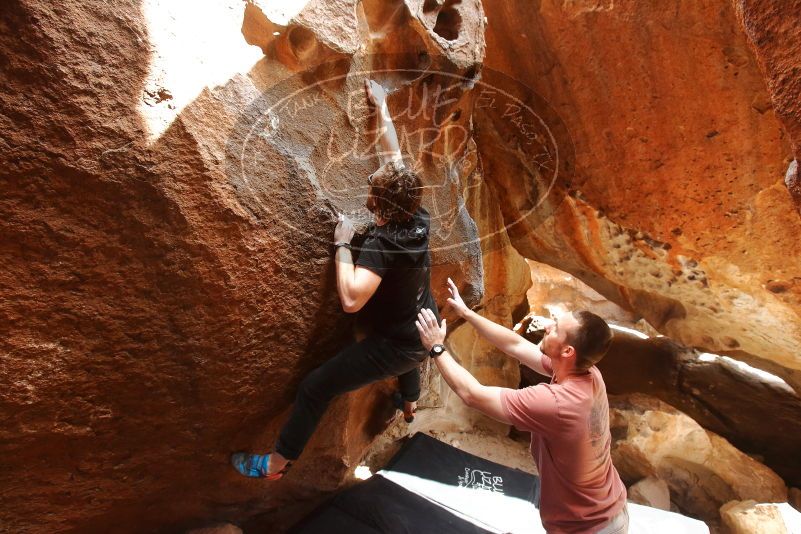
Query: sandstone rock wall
0,0,530,532
3,0,801,531
526,259,638,325
483,0,801,391
732,0,801,212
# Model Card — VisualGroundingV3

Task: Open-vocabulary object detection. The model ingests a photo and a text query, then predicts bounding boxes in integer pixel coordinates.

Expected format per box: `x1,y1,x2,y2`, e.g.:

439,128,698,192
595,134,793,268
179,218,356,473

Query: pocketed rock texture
0,0,527,532
483,0,801,391
609,394,787,521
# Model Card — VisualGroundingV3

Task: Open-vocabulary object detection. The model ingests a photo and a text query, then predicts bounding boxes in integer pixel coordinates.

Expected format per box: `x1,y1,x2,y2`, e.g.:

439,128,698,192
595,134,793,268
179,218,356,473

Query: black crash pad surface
291,433,539,534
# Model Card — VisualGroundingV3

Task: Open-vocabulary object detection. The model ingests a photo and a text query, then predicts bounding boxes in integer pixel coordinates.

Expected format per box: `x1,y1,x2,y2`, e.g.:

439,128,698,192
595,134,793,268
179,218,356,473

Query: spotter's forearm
434,351,482,404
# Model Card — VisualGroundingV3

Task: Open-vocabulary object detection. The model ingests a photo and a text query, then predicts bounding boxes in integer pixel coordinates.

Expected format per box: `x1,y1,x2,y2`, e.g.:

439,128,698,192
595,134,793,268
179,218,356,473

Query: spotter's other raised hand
446,278,469,318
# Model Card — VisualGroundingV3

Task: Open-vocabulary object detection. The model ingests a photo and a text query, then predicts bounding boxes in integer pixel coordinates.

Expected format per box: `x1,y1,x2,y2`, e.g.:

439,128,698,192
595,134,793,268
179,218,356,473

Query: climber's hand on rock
446,277,469,318
334,213,355,244
364,79,387,109
416,308,446,351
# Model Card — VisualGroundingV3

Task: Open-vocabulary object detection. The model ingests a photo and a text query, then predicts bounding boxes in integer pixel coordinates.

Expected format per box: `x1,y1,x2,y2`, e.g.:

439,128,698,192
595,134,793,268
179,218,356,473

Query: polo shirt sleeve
501,384,560,434
355,235,389,277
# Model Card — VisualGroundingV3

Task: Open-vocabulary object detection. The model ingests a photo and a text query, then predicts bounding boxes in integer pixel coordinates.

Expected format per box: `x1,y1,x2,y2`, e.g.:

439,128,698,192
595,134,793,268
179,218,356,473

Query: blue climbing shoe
230,452,290,480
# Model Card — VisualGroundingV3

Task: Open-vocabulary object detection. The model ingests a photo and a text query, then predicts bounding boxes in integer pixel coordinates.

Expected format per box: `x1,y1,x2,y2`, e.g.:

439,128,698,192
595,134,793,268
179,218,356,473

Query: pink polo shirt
501,358,626,533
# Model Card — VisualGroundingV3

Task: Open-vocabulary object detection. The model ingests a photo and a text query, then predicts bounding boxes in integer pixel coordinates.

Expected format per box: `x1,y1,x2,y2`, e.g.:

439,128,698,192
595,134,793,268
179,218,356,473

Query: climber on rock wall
231,79,439,480
416,280,629,533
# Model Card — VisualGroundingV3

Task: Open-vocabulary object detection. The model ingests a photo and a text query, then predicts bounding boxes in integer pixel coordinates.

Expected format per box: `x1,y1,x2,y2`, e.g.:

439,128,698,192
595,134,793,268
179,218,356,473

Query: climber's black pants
275,335,427,461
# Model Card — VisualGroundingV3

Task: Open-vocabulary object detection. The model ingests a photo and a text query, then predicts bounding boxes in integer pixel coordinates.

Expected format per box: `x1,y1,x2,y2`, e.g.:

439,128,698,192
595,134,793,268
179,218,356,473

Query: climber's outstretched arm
365,79,403,167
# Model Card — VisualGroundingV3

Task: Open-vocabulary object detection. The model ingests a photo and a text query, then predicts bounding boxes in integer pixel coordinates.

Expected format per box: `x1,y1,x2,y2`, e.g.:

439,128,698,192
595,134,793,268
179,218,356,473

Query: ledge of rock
242,0,362,69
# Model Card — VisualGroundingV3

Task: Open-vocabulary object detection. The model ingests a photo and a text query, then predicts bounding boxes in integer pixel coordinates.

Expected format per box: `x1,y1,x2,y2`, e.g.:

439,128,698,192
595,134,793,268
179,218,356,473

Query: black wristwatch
429,344,446,358
334,242,352,250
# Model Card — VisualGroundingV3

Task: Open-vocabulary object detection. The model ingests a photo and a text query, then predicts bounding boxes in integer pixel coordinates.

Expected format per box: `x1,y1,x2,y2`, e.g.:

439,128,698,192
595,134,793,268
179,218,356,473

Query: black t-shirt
355,208,439,348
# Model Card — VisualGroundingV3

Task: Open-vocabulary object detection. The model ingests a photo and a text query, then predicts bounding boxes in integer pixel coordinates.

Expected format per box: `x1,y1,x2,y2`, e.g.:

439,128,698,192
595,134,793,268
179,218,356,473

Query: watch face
432,345,444,355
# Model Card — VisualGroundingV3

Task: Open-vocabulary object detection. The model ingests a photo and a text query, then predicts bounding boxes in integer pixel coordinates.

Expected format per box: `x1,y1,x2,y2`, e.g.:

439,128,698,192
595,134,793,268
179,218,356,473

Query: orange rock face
483,0,801,390
732,0,801,211
2,0,800,531
0,0,524,532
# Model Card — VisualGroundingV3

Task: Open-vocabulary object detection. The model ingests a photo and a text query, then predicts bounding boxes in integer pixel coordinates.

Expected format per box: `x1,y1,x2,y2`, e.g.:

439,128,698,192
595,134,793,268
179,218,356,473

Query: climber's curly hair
366,160,422,223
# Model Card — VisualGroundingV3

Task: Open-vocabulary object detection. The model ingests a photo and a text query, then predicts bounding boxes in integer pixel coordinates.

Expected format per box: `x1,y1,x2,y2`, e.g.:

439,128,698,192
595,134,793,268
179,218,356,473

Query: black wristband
334,242,352,250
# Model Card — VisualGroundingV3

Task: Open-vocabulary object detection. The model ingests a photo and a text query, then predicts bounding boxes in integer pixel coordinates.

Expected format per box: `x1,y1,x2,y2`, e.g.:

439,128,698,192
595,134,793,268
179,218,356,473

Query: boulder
720,500,788,534
0,0,507,532
2,0,800,531
609,394,787,520
628,477,671,511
